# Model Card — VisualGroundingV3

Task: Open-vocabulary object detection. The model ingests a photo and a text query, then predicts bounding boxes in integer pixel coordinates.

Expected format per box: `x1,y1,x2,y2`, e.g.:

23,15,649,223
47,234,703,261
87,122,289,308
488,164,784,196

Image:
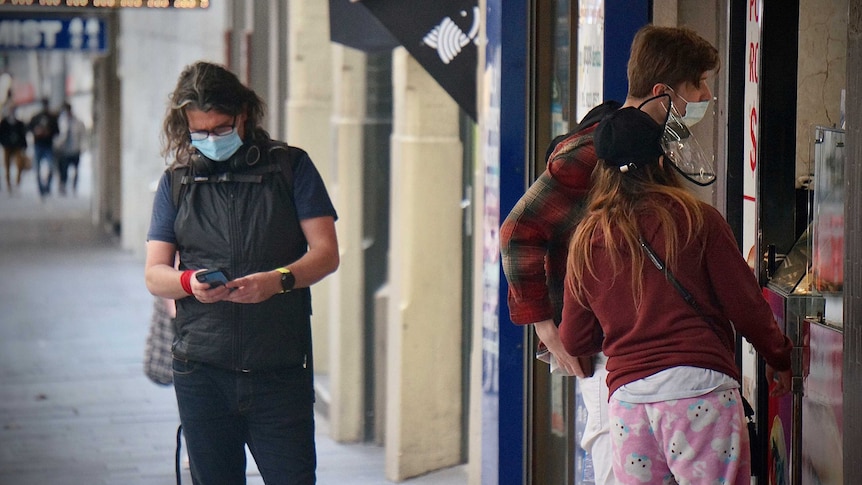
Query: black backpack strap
265,142,305,200
170,141,304,208
267,143,299,182
170,166,188,209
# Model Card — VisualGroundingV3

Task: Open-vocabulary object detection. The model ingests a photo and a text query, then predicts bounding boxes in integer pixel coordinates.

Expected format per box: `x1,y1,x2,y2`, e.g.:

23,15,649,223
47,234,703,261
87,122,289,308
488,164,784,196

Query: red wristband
180,270,194,295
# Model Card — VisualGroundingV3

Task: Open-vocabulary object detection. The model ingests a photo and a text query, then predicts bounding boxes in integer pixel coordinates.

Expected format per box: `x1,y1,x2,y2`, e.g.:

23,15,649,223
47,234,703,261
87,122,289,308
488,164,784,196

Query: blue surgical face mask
679,98,710,127
663,84,711,127
191,130,243,162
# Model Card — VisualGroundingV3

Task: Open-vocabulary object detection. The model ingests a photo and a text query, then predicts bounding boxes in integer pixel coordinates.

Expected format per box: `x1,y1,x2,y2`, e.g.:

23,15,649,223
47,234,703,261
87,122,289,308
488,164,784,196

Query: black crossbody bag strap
639,237,702,313
639,236,736,353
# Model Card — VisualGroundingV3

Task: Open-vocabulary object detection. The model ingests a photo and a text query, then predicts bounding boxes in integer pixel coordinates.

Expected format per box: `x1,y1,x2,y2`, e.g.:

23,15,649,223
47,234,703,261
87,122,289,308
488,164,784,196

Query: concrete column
286,0,333,374
385,48,464,481
328,44,367,443
652,0,679,26
116,4,227,257
468,4,488,482
96,13,120,242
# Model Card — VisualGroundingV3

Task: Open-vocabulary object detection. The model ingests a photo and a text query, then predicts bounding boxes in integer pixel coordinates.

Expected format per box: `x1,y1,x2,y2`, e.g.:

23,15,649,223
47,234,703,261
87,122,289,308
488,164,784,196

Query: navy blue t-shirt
147,151,337,244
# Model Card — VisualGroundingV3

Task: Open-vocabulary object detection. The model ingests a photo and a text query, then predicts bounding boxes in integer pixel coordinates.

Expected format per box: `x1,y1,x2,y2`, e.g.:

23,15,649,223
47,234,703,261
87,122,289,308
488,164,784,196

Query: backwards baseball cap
594,106,665,174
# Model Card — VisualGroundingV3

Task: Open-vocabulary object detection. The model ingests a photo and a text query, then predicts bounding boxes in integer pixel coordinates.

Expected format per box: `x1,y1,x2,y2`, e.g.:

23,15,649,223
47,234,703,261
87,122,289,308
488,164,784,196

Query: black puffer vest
172,141,312,372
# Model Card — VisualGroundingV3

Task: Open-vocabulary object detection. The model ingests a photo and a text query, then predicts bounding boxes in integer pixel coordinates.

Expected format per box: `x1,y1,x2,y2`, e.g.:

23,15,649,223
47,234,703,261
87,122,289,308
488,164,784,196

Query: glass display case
811,127,845,326
762,125,845,485
764,224,825,358
763,227,824,485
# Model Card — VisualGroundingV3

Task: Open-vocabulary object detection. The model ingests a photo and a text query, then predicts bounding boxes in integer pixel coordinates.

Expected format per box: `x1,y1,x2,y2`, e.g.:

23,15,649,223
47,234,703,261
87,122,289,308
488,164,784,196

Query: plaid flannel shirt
500,101,619,325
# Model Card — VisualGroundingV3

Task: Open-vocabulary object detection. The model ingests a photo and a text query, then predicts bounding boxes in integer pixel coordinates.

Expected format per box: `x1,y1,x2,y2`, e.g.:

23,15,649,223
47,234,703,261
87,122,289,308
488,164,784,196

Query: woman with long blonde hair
559,104,792,484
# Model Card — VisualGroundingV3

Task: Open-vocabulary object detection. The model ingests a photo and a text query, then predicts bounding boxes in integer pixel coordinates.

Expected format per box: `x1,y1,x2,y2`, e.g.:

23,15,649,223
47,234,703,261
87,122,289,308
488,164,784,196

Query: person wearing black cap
559,105,793,483
501,26,721,485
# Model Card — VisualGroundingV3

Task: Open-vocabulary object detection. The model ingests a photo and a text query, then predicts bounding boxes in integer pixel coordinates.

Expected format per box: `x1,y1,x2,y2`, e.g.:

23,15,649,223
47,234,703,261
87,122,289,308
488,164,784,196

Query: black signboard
329,0,399,53
338,0,479,120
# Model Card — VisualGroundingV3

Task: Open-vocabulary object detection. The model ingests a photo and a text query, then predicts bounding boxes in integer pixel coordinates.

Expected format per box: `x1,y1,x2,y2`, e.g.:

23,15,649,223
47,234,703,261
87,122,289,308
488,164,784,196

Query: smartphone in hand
195,269,230,288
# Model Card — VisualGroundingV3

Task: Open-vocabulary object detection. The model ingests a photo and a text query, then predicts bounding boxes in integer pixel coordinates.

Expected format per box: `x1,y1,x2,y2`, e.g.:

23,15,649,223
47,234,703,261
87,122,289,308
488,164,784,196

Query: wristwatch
276,267,295,293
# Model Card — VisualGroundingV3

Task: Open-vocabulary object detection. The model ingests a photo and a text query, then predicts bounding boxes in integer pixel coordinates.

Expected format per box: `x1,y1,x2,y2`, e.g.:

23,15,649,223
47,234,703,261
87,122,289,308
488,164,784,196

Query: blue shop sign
0,17,107,52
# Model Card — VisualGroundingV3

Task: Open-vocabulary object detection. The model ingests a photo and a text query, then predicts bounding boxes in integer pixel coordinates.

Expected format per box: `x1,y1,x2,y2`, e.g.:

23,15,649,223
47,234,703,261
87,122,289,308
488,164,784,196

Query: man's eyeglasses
189,118,237,141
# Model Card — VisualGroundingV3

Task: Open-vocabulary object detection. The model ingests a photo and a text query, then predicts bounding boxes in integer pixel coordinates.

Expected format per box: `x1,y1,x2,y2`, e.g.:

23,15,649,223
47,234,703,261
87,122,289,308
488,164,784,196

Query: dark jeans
33,144,54,196
172,358,317,485
58,153,80,194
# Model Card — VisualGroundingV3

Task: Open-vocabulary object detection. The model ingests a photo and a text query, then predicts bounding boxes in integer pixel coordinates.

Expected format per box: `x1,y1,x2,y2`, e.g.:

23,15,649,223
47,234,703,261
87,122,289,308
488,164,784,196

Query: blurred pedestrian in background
27,98,59,198
55,102,87,196
0,103,29,193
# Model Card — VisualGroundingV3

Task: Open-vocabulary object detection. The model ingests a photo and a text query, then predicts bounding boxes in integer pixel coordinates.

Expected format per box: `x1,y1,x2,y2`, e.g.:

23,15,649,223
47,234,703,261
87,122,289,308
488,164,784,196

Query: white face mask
680,99,710,127
663,85,711,127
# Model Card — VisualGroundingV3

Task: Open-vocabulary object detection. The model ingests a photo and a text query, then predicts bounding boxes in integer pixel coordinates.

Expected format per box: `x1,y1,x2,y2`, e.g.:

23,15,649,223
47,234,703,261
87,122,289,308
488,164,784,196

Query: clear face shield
639,94,717,186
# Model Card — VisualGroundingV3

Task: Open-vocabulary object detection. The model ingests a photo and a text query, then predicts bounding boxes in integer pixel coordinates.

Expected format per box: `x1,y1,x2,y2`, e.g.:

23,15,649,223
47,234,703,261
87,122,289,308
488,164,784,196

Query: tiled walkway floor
0,160,467,484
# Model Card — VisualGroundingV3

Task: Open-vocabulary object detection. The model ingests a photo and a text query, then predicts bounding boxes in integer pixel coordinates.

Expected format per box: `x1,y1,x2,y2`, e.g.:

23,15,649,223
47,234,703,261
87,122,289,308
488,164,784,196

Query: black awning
333,0,478,120
329,0,400,52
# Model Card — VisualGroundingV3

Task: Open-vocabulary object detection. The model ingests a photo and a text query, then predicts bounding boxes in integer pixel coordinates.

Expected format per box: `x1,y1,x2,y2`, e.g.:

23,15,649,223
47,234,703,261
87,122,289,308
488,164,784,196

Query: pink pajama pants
609,388,751,484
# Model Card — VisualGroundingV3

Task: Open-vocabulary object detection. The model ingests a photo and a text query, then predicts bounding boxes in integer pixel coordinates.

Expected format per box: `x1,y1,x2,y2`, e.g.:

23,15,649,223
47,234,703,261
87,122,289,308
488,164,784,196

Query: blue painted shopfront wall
482,2,648,483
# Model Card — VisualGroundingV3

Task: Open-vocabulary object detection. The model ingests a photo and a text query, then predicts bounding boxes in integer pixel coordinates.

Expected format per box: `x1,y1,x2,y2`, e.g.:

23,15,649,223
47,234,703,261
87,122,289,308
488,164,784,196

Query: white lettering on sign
739,0,763,422
69,18,85,49
85,18,101,49
67,18,102,50
0,20,63,49
0,18,102,51
742,0,763,257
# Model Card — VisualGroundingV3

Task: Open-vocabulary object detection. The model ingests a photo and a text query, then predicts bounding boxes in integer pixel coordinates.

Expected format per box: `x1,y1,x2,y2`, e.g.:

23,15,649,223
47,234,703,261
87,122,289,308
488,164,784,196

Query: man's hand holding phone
193,269,234,302
196,269,231,288
191,269,285,304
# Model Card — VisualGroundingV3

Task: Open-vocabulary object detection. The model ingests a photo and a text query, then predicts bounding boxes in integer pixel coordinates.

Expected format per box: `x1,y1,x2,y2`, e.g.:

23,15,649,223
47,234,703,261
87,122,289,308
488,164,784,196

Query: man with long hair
145,61,339,484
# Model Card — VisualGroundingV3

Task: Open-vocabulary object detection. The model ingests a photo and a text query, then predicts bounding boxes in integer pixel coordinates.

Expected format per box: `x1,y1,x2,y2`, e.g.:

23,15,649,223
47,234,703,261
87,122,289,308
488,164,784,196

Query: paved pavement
0,159,467,484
